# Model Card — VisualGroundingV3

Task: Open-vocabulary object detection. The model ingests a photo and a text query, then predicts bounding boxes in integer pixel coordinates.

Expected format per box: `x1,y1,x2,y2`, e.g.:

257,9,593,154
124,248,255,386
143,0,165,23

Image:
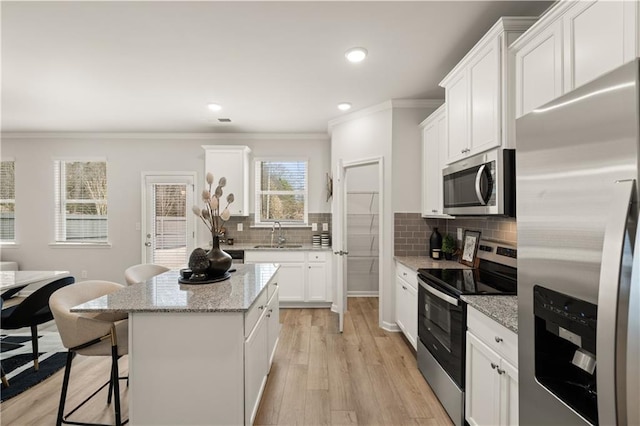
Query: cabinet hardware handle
495,336,503,343
402,285,407,290
403,272,407,276
268,309,273,313
432,209,438,213
266,314,271,318
273,282,278,286
497,367,505,375
460,149,465,154
258,305,265,310
490,362,498,369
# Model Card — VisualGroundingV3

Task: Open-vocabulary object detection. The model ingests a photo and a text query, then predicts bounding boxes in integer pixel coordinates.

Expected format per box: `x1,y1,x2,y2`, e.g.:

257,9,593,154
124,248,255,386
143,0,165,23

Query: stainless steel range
416,239,517,426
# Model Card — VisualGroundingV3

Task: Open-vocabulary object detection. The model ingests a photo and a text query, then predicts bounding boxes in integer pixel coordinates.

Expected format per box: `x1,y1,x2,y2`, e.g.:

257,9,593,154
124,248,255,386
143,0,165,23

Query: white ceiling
1,1,552,134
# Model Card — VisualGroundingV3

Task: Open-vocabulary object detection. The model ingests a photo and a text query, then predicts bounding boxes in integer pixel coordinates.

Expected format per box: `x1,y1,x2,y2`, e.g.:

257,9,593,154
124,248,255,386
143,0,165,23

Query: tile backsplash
394,213,517,257
220,213,332,245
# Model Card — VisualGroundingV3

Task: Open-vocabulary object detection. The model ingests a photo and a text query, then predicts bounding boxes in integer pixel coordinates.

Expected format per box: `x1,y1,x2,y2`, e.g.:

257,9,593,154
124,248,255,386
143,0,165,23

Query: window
54,160,108,243
0,160,15,242
255,159,308,225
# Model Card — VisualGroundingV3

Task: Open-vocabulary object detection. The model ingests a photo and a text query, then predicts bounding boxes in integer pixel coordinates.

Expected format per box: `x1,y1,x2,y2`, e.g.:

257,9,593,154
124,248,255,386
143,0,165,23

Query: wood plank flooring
0,298,452,426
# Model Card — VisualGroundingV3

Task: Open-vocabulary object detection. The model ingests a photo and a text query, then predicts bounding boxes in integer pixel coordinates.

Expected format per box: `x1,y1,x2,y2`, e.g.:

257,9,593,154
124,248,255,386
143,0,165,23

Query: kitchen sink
253,244,303,248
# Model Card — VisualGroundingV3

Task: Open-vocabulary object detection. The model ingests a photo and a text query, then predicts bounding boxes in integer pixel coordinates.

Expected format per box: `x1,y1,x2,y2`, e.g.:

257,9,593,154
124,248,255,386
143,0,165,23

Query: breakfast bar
72,264,280,426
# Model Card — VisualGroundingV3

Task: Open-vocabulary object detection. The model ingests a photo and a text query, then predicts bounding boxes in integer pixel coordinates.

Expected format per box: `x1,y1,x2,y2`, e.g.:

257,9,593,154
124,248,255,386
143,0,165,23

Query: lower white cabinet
395,261,418,349
465,307,518,426
244,283,280,425
245,251,332,303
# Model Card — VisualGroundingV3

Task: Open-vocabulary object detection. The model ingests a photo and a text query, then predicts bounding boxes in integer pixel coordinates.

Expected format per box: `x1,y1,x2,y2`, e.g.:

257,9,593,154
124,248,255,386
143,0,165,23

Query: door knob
144,242,152,247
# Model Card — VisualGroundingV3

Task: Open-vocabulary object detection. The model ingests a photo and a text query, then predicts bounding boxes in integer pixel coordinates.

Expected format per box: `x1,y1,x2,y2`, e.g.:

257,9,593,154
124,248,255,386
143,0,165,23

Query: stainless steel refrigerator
516,59,639,425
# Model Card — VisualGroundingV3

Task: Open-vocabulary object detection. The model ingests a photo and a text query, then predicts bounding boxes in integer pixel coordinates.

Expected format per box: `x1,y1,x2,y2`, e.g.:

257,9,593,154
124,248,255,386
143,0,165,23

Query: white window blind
0,160,16,242
254,159,308,225
152,184,188,268
54,160,108,243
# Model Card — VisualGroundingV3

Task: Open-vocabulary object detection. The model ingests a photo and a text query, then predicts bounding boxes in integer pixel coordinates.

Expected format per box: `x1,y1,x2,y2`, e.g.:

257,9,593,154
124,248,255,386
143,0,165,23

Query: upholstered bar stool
49,280,129,426
124,263,169,286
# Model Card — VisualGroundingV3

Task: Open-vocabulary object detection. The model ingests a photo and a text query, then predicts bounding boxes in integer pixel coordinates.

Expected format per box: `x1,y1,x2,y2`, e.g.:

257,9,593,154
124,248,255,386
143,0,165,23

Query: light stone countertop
71,263,279,313
219,243,333,251
461,295,518,334
394,256,471,272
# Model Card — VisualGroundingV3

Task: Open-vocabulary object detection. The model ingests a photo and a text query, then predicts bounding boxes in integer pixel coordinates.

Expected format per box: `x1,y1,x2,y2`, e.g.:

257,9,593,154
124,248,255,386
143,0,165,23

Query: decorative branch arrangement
192,172,234,235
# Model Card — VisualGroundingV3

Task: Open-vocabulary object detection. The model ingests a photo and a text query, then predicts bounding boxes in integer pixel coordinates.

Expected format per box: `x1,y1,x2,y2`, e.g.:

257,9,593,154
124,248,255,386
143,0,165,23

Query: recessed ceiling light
345,47,368,63
338,102,352,111
207,103,222,112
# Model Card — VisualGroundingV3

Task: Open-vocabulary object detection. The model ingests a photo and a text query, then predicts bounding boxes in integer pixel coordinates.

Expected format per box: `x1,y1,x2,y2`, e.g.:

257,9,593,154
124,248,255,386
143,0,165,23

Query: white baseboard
347,291,379,297
279,301,332,309
381,321,401,332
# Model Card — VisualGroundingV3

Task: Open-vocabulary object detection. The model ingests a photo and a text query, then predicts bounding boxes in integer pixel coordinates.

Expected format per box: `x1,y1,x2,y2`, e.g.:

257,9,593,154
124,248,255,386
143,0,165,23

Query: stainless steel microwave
442,148,515,216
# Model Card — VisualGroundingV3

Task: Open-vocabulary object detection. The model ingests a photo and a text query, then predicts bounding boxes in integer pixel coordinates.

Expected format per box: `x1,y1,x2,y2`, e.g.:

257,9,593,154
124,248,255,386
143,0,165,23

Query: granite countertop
462,295,518,334
220,243,332,251
394,256,471,272
71,263,279,314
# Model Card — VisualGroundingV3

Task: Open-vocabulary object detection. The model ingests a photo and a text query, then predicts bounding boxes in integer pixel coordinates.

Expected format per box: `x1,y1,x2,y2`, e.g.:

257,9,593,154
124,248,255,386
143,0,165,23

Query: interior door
142,173,196,268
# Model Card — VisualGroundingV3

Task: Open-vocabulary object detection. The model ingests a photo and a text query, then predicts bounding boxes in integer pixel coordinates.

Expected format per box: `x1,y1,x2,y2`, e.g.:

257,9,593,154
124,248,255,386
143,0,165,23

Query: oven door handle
419,279,459,306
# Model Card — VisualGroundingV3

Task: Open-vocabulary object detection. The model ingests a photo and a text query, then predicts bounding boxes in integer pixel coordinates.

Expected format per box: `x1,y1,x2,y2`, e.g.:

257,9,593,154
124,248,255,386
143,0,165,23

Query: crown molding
1,132,329,141
327,98,443,130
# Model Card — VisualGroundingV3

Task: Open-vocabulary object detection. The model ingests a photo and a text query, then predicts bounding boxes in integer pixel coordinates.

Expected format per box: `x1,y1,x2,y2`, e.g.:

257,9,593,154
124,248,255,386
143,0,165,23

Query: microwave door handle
420,280,459,306
597,179,637,426
475,164,488,205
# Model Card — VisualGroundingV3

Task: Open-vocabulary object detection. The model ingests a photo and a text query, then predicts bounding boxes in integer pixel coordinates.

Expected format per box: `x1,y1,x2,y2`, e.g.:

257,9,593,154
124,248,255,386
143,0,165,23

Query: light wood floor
0,298,452,426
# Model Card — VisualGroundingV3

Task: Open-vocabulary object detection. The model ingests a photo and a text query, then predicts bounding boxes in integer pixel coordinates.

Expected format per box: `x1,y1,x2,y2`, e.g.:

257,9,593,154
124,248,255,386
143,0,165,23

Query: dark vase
429,227,442,259
207,235,232,278
443,252,453,261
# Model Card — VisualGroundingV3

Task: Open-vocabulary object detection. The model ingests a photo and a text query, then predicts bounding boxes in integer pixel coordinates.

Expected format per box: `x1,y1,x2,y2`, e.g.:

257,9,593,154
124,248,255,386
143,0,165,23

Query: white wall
0,133,330,283
329,101,436,329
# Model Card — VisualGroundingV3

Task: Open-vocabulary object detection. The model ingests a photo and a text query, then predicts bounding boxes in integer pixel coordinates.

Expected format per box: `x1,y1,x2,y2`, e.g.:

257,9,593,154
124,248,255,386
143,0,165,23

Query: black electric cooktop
417,260,517,297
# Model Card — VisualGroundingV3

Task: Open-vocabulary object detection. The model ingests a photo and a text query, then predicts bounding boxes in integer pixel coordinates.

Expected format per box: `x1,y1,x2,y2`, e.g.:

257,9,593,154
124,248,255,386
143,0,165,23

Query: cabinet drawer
395,262,418,290
267,273,279,300
245,251,305,263
467,306,518,366
245,289,268,338
308,252,327,262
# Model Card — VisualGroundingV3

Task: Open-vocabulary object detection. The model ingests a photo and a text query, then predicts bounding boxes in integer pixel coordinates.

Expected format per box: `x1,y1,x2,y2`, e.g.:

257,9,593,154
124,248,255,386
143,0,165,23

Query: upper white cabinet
203,145,251,216
512,0,640,117
440,18,537,164
421,104,453,218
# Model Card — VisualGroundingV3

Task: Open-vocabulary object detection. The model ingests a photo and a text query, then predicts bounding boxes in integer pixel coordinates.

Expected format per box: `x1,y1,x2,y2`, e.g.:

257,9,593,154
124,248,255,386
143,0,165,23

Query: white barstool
124,263,169,285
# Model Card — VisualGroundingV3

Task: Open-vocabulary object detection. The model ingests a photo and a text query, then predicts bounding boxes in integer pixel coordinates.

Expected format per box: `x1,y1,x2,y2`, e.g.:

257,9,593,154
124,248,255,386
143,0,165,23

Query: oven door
417,276,465,388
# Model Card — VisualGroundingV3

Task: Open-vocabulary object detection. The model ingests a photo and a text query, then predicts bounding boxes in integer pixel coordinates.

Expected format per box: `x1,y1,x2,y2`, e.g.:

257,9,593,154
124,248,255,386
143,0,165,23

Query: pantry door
141,173,196,268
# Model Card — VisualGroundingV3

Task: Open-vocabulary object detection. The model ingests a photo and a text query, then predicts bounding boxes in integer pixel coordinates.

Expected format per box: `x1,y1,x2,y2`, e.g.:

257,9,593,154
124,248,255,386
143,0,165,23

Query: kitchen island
72,264,280,426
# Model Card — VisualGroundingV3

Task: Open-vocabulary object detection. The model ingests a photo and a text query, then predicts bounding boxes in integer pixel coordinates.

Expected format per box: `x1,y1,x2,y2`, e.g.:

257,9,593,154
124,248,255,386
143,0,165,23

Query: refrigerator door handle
597,179,637,426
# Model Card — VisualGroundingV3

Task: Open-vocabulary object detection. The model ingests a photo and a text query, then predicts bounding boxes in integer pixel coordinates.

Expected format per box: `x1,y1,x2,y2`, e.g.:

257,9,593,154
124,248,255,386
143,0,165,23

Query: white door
334,157,383,333
142,173,196,268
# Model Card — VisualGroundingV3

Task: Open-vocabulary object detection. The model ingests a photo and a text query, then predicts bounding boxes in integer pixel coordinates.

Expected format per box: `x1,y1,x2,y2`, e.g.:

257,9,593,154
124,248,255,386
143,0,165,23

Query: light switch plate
457,227,463,241
311,223,318,231
322,223,329,231
237,223,243,231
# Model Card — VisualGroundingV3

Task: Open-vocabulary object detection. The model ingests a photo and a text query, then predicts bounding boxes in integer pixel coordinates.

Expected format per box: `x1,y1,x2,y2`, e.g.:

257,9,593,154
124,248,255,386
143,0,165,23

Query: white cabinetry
245,251,332,304
465,306,518,426
440,18,537,164
244,281,280,425
512,0,640,117
203,145,251,216
421,104,453,218
394,261,418,350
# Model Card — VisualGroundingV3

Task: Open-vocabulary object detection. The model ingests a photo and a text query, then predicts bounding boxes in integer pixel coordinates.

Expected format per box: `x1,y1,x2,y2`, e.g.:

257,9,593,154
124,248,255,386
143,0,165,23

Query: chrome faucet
272,221,286,246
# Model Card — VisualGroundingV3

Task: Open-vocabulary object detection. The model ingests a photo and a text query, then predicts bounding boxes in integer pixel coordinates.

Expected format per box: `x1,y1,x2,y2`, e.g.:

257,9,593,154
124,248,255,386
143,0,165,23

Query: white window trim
254,157,309,227
53,157,110,244
0,158,16,243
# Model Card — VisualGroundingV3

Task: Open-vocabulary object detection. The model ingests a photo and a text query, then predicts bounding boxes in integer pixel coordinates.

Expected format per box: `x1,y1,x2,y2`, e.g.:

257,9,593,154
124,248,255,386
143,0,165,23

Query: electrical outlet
237,223,243,232
81,270,88,278
457,227,463,241
311,223,318,231
322,223,329,231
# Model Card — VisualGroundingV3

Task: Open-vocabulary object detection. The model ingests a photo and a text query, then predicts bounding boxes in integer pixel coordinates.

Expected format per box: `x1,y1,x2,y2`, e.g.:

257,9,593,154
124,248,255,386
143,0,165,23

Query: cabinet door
465,332,501,426
204,146,250,216
445,72,469,164
499,358,518,426
266,288,280,368
563,0,627,91
395,278,407,334
515,20,563,118
468,38,501,155
277,263,305,301
422,120,441,216
405,282,417,350
245,314,268,425
306,262,327,301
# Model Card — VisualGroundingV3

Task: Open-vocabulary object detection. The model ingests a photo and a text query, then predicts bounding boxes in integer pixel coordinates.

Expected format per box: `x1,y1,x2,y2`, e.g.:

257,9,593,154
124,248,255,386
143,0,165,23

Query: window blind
152,184,188,268
254,160,308,224
54,160,108,242
0,160,15,242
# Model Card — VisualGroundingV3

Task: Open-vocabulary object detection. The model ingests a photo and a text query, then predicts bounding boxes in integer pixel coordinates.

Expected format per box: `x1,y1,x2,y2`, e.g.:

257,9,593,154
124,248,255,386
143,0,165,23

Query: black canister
429,227,442,259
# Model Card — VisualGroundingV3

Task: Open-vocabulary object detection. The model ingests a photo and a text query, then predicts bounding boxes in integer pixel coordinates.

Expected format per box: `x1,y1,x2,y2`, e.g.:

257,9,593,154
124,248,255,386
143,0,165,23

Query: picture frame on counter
460,230,481,267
